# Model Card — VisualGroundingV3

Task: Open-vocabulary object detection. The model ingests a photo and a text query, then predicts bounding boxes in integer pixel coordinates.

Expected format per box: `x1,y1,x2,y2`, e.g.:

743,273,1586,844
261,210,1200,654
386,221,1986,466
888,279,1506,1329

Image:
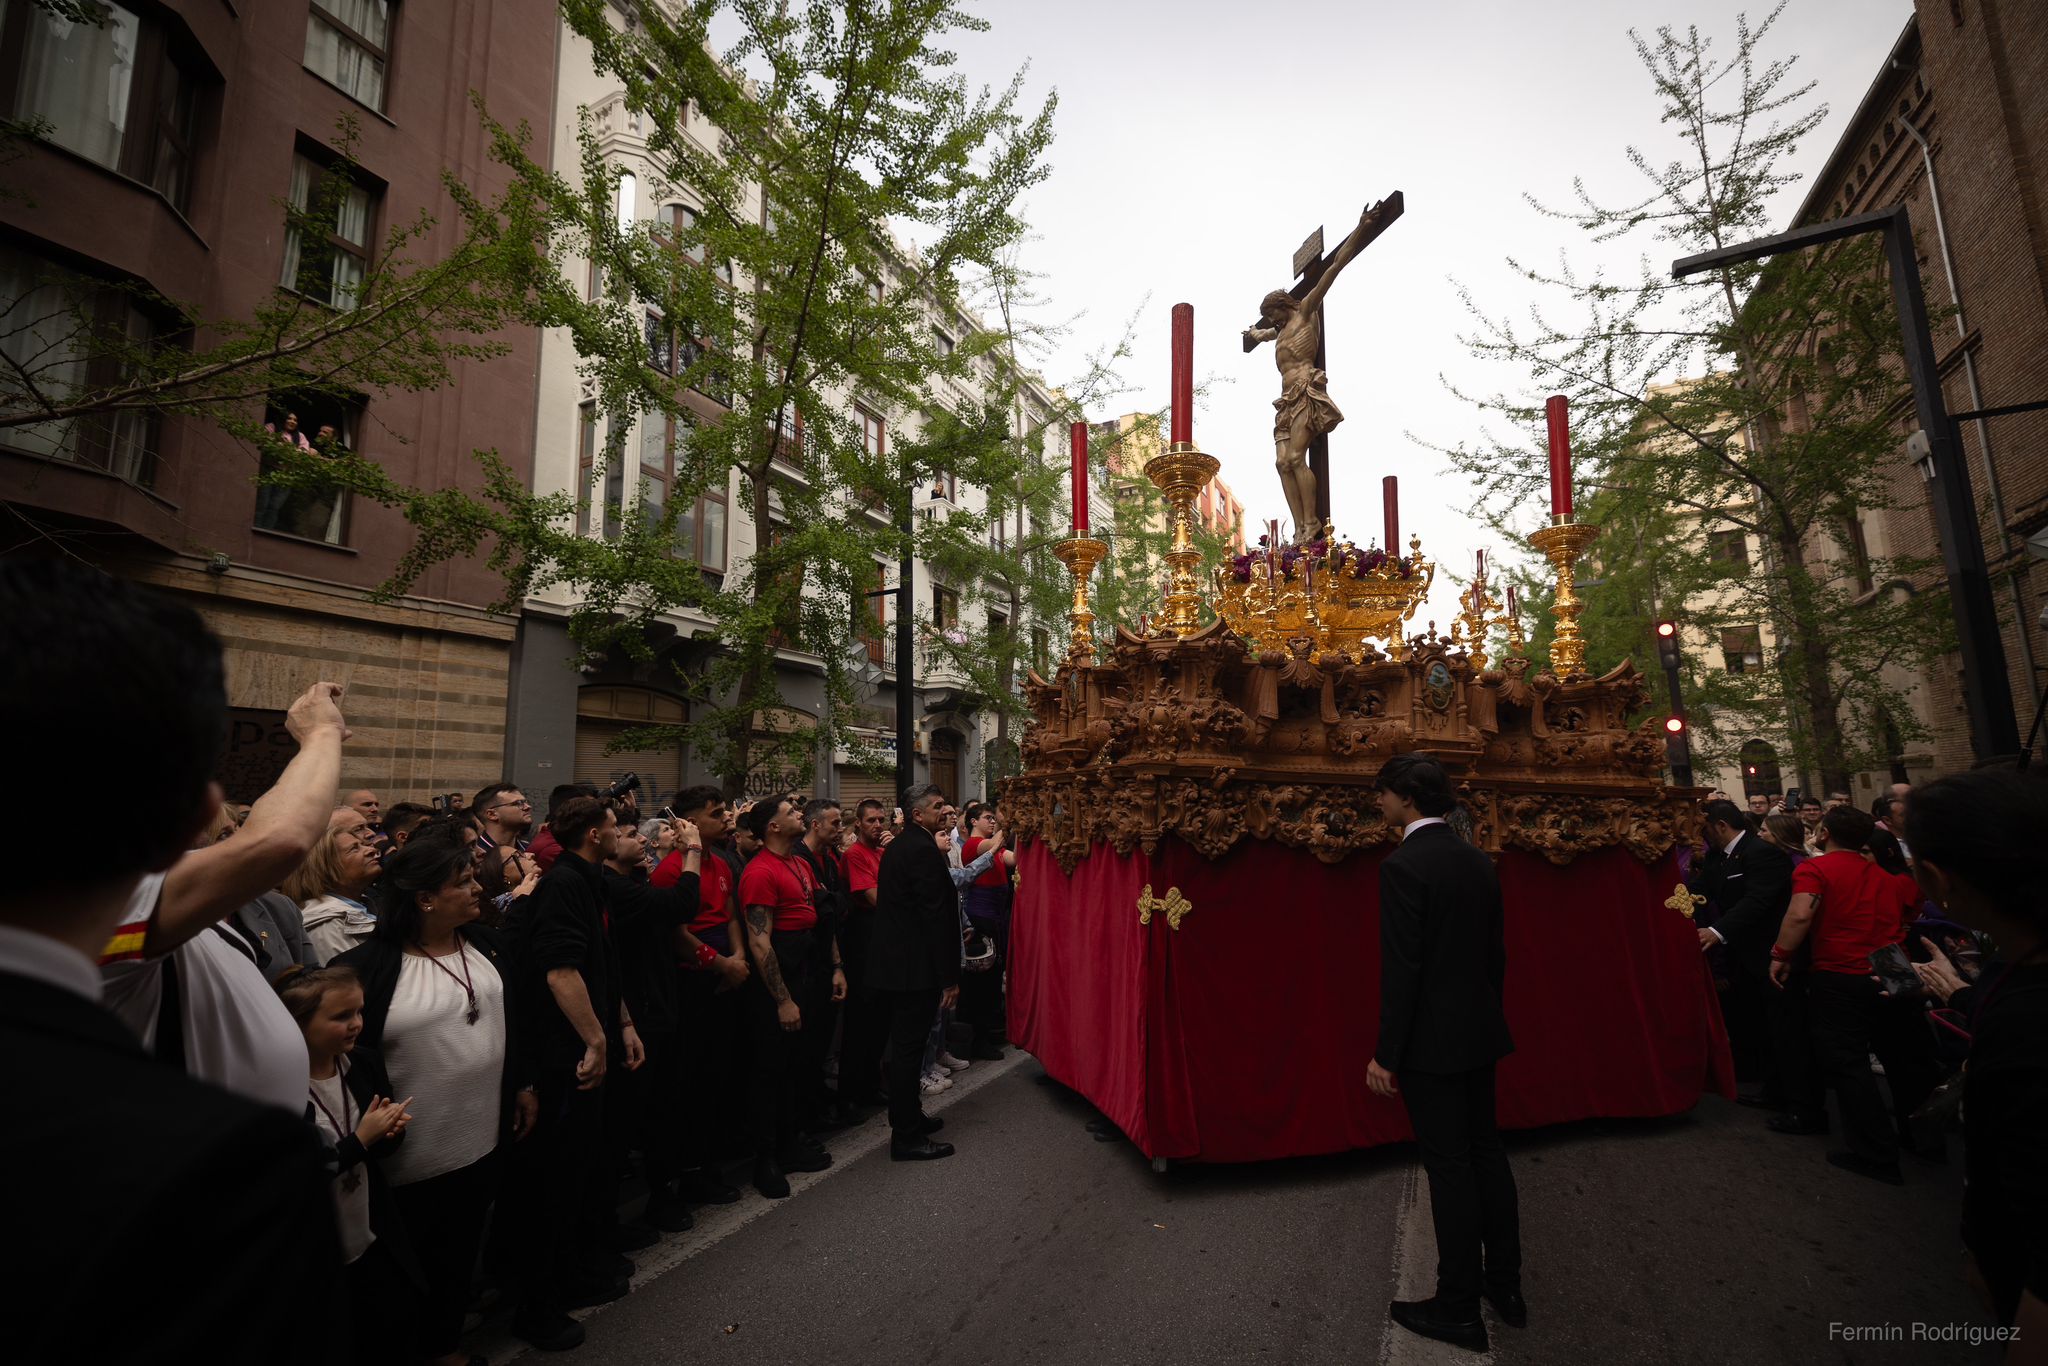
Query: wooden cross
1243,191,1405,535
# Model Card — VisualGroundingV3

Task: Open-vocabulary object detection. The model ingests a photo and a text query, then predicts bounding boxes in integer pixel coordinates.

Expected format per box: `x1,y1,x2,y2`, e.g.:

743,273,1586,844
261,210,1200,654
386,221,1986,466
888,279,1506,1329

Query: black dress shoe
559,1274,630,1309
1483,1286,1528,1328
643,1191,696,1232
1767,1113,1829,1136
890,1137,956,1161
1734,1092,1787,1111
611,1219,660,1250
511,1305,586,1352
753,1155,791,1199
1388,1298,1488,1353
1827,1150,1904,1186
917,1115,945,1136
585,1251,634,1280
677,1168,743,1206
778,1146,831,1174
968,1041,1006,1061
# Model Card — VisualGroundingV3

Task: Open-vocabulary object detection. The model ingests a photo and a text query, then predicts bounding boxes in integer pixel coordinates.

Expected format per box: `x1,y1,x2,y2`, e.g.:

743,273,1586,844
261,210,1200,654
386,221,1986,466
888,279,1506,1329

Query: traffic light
1655,619,1681,673
1653,619,1693,787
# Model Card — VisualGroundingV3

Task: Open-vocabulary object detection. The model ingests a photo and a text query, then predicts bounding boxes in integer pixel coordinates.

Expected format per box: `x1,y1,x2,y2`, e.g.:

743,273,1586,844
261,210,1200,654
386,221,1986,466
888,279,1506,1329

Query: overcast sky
939,0,1914,629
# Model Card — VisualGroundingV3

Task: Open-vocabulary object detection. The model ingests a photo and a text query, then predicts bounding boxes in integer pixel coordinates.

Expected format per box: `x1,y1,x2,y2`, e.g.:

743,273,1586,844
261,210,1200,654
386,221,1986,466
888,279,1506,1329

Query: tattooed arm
745,904,800,1032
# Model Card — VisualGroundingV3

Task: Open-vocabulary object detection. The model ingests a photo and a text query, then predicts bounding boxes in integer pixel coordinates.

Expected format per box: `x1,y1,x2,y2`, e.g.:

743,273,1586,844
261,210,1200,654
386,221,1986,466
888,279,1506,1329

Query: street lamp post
1672,205,2021,766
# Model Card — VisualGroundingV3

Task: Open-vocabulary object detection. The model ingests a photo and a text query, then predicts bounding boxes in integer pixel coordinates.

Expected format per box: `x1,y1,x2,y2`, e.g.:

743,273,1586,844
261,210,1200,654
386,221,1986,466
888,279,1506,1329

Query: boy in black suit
1369,754,1524,1353
0,560,343,1364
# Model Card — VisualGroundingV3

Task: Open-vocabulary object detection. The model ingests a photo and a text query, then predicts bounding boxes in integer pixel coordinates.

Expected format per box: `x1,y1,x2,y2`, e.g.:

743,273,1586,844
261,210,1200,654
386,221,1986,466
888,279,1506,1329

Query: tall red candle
1382,475,1400,553
1544,394,1574,520
1069,421,1088,533
1170,302,1194,447
1475,548,1486,589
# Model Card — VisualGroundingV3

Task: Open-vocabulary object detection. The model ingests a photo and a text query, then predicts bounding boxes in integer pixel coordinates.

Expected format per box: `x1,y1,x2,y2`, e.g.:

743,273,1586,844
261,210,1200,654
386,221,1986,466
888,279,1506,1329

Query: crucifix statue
1242,191,1404,543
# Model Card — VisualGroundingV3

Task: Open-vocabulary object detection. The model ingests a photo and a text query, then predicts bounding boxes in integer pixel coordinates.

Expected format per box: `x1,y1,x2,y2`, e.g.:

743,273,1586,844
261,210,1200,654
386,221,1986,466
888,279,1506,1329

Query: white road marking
1378,1163,1496,1365
477,1048,1031,1363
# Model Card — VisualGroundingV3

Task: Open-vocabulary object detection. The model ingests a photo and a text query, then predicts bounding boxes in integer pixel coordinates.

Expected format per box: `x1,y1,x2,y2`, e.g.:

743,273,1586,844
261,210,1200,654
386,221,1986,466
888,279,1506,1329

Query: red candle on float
1544,394,1574,520
1069,421,1089,533
1382,475,1400,554
1170,302,1194,448
1507,585,1519,620
1475,547,1487,590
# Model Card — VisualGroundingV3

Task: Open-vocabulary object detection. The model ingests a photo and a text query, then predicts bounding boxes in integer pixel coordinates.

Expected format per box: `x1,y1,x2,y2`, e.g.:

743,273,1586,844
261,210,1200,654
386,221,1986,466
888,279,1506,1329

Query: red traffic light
1656,620,1677,638
1664,716,1686,734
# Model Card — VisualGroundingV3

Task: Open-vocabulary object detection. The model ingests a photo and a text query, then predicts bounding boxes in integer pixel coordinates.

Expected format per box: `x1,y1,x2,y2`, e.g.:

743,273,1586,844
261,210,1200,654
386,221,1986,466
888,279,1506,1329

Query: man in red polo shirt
1770,805,1940,1184
737,794,831,1198
835,799,891,1112
660,786,749,1207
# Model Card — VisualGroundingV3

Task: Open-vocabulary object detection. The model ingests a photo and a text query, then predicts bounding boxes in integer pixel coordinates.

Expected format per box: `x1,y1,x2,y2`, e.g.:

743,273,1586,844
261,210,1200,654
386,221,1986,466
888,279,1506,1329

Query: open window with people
254,394,357,544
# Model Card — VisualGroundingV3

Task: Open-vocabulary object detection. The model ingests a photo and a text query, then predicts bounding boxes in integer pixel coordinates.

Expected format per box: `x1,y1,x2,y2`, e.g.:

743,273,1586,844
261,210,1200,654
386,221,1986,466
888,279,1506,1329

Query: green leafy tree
1425,4,1950,790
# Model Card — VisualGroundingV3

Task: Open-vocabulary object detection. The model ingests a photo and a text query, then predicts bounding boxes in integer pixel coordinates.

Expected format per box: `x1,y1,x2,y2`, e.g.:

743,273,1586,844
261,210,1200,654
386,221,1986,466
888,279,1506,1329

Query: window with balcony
635,411,724,570
1721,626,1764,675
930,469,957,502
0,243,161,486
661,202,732,284
281,152,375,310
932,583,959,631
1708,528,1749,570
6,1,203,211
575,400,601,536
304,1,390,112
254,393,359,544
855,561,888,664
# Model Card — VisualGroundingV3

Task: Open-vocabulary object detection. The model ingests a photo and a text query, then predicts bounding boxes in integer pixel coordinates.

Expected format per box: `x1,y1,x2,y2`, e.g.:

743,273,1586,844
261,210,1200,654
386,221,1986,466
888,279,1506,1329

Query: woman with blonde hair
292,814,383,964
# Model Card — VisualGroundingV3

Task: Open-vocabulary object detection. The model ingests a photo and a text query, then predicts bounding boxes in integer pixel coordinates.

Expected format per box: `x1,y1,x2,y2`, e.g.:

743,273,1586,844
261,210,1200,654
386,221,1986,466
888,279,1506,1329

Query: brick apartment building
1775,1,2047,789
0,1,554,802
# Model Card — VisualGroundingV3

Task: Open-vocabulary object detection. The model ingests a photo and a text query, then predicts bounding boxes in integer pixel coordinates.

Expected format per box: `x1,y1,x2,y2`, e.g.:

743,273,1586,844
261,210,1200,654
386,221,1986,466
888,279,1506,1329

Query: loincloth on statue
1273,369,1344,442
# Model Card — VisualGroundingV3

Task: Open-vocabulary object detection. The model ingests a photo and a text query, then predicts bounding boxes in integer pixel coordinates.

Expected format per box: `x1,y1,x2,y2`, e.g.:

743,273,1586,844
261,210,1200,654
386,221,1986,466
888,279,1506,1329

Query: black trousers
837,910,889,1106
745,928,819,1157
961,887,1011,1047
611,1023,682,1201
1398,1064,1522,1317
1765,966,1824,1118
797,928,841,1127
882,986,942,1138
1807,969,1941,1163
677,963,749,1166
496,1063,606,1308
392,1150,498,1355
343,1237,423,1366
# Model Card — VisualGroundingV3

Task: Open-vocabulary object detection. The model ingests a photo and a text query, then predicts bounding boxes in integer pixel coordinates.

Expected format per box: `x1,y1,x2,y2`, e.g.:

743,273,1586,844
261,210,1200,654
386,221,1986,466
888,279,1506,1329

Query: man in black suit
1693,798,1813,1130
868,783,959,1161
1369,754,1522,1354
0,560,343,1363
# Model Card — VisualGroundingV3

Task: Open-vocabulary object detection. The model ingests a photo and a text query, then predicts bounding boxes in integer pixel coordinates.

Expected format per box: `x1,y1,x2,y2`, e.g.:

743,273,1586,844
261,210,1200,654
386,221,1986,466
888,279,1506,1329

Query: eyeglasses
487,799,532,812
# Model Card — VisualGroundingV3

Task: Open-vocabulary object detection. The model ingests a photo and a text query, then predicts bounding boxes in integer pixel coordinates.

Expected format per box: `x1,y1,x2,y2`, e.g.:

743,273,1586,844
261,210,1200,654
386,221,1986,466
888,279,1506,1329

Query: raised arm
1301,199,1394,314
150,682,349,954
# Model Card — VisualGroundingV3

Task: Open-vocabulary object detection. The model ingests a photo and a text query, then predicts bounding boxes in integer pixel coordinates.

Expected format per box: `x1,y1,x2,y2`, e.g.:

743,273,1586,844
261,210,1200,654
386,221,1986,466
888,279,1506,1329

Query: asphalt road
474,1052,1998,1366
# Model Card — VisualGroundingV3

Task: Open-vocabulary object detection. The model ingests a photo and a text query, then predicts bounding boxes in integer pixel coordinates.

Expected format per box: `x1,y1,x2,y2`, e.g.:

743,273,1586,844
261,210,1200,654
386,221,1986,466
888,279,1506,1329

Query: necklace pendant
340,1169,363,1194
466,1004,481,1026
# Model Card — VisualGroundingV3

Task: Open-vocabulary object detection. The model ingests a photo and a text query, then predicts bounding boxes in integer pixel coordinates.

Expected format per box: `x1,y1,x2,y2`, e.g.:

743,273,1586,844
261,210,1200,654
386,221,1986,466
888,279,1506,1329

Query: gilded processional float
1002,195,1733,1166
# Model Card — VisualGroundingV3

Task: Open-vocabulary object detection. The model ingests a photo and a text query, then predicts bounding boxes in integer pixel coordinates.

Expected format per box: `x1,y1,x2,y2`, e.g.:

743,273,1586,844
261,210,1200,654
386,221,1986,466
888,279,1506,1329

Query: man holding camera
870,784,963,1163
1769,805,1940,1183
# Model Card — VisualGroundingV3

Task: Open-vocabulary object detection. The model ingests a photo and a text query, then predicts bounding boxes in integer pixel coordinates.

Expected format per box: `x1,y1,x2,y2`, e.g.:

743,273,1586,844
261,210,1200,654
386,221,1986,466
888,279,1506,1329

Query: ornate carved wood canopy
1002,621,1702,872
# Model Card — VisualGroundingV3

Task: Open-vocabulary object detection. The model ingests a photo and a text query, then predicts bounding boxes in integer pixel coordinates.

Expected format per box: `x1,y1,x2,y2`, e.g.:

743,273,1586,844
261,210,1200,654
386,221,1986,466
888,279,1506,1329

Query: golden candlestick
1050,535,1108,666
1143,441,1221,637
1452,581,1499,673
1527,518,1599,678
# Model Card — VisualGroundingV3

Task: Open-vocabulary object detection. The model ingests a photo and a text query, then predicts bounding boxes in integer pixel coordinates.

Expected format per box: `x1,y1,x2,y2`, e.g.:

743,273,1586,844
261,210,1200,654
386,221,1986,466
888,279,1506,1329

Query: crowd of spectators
1689,771,2047,1344
0,561,1019,1363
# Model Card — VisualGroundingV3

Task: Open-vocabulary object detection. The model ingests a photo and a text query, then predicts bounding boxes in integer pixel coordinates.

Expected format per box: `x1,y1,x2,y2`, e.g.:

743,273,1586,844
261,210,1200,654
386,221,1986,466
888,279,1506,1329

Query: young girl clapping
276,966,420,1361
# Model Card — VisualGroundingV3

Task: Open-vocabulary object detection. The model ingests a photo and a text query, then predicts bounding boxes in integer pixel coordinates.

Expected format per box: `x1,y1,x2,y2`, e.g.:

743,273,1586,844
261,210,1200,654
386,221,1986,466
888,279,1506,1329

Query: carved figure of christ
1242,192,1404,543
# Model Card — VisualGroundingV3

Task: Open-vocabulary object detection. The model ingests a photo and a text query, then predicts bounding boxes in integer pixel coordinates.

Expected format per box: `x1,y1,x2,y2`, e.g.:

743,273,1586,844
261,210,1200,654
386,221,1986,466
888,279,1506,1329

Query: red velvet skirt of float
1007,837,1734,1162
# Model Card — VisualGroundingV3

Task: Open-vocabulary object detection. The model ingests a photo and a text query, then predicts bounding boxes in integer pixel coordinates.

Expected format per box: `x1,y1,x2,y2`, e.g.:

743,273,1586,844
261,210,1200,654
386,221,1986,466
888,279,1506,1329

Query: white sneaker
936,1051,972,1073
919,1072,952,1095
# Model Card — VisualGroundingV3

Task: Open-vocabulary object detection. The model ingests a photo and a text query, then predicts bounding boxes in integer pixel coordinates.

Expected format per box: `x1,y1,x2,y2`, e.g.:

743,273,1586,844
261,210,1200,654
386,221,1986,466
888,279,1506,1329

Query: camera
600,771,641,802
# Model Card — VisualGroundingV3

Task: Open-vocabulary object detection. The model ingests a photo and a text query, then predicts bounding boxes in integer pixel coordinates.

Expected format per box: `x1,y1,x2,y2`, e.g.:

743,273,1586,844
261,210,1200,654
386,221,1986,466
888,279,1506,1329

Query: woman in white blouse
334,831,535,1366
